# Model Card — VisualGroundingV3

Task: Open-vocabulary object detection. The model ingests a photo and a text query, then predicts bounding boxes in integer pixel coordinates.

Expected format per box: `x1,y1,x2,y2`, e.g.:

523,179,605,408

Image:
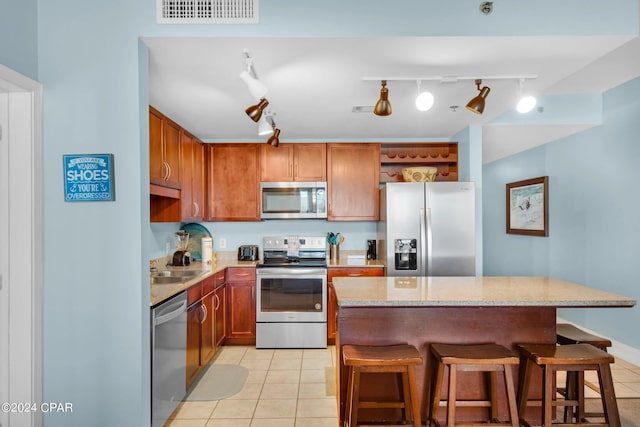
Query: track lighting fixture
415,81,434,111
466,79,491,114
245,98,269,122
266,120,280,147
258,114,273,135
240,70,268,100
516,78,537,113
374,80,392,116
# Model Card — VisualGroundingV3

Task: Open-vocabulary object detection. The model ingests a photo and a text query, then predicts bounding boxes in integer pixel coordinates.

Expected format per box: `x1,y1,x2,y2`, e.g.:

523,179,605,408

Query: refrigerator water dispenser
394,239,417,270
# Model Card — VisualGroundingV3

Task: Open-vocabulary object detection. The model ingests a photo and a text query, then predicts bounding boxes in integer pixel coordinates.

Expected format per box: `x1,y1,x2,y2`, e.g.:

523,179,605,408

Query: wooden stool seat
429,343,520,427
517,343,620,427
343,344,422,427
557,324,612,350
556,324,612,421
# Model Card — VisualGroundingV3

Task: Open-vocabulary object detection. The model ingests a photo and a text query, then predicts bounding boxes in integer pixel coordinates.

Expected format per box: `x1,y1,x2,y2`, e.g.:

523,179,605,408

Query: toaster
237,245,259,261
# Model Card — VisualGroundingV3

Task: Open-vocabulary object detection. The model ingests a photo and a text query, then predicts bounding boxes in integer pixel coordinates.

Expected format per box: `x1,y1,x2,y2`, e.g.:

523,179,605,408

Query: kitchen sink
150,270,204,284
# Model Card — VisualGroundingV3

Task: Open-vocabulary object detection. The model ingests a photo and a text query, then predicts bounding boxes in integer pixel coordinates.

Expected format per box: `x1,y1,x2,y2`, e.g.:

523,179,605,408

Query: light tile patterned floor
166,345,339,427
167,345,640,427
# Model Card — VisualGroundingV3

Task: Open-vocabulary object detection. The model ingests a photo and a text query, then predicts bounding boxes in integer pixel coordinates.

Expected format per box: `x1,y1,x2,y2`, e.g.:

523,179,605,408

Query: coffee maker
171,230,192,266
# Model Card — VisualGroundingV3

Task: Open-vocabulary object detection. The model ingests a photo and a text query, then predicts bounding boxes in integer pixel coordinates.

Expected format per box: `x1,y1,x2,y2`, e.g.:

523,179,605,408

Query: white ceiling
145,35,640,163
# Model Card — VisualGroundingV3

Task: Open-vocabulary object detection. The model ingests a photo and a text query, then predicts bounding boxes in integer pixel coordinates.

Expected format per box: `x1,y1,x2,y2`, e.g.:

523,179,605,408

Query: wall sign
63,154,115,202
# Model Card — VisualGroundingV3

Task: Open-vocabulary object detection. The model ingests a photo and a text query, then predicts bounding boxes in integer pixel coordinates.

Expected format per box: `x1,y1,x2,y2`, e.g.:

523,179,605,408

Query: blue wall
0,0,38,79
483,76,640,356
0,0,635,425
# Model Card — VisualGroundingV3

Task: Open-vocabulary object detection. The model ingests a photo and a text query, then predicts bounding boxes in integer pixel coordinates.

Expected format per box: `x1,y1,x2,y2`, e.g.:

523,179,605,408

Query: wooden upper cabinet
180,131,206,221
207,144,261,221
327,143,380,221
149,106,181,190
260,143,326,182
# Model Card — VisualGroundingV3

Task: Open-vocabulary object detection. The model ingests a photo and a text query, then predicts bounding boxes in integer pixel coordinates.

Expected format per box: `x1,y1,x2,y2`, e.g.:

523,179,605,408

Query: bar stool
557,323,612,421
342,344,422,427
517,343,620,427
429,343,520,427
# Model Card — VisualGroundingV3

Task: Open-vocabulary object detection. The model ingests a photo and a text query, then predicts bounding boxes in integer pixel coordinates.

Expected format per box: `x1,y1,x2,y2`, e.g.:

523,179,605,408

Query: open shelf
380,143,458,182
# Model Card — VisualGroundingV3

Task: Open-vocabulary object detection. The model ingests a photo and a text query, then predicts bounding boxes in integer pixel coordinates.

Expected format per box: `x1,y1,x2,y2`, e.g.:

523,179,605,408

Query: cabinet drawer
227,267,256,282
213,269,226,287
187,282,203,306
202,275,215,296
328,267,384,280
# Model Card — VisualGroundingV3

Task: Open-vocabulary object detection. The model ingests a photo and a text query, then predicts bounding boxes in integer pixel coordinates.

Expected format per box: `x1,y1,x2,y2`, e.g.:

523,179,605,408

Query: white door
0,65,42,427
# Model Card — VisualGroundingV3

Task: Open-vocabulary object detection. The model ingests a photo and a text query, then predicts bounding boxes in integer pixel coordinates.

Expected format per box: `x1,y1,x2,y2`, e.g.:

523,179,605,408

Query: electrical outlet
219,238,227,249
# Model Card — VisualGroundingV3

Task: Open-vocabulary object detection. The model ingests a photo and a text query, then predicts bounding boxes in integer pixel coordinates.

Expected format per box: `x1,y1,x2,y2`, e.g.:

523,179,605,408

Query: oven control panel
263,236,326,251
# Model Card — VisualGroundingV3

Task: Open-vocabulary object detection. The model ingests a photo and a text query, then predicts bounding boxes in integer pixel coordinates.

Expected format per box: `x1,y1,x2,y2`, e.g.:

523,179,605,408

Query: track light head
245,98,269,122
466,79,490,114
374,80,392,116
267,127,280,147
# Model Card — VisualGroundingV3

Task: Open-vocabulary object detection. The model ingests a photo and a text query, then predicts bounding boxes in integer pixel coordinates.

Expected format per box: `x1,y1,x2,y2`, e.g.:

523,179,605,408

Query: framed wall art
506,176,548,236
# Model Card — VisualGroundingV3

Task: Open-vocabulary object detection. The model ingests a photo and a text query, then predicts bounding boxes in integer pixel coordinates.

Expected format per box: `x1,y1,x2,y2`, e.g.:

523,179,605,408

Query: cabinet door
294,144,326,181
186,303,201,388
260,144,293,182
191,140,206,220
163,118,182,189
208,144,261,221
227,282,255,340
226,268,256,344
149,107,165,186
180,131,195,219
200,292,215,366
180,133,206,221
327,143,380,221
214,284,227,347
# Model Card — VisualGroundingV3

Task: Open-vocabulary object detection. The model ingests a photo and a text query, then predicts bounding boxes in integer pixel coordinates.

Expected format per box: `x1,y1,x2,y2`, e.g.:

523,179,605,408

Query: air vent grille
157,0,258,24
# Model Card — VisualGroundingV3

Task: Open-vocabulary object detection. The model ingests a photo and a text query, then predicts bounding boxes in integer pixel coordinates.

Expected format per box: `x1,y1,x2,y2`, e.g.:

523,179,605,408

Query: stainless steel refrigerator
378,182,476,276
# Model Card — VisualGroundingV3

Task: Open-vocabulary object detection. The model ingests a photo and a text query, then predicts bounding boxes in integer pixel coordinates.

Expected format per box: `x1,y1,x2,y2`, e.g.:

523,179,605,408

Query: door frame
0,64,42,427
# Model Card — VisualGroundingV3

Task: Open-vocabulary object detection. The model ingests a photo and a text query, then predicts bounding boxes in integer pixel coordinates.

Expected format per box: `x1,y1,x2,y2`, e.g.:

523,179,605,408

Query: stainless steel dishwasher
151,291,187,427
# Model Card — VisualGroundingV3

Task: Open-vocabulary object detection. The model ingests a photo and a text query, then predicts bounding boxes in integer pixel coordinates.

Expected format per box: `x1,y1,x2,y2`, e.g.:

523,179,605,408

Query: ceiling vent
157,0,258,24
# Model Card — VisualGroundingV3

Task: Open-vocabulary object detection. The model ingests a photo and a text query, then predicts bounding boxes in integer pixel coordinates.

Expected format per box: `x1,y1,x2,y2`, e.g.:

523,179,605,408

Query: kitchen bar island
333,276,636,425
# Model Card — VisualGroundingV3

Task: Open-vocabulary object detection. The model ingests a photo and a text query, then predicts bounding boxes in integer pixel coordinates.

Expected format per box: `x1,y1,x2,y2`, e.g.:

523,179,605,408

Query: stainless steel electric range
255,236,327,349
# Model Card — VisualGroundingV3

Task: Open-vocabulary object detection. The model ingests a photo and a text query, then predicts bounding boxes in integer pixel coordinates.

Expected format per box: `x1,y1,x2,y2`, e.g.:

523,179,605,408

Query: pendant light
374,80,392,116
465,79,491,114
245,98,269,122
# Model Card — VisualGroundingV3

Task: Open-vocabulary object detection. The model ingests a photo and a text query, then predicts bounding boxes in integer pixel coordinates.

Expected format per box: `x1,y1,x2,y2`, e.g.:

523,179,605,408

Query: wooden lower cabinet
185,275,224,388
226,267,256,345
327,266,384,344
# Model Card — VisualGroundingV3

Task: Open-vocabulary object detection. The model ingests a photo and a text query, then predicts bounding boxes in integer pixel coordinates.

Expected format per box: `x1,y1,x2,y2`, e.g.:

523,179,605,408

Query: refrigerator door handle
425,207,433,276
419,208,428,276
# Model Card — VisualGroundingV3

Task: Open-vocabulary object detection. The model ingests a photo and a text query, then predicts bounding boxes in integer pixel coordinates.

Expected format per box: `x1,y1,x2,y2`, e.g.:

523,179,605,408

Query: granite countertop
150,252,258,306
150,250,385,306
333,276,637,308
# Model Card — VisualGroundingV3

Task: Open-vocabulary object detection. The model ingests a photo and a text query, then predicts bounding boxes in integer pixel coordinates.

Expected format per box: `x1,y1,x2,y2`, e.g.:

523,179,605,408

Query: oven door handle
256,267,327,276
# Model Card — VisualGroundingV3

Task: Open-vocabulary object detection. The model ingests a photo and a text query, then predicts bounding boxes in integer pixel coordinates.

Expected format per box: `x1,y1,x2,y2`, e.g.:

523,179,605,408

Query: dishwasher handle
154,299,187,326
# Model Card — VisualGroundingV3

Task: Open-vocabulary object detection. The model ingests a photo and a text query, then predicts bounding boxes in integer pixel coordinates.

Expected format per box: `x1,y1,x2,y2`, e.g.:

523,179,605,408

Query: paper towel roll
201,237,213,270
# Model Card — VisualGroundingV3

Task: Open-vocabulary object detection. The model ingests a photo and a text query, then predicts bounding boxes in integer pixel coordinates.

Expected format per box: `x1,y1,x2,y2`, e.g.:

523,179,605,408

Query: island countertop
333,276,637,308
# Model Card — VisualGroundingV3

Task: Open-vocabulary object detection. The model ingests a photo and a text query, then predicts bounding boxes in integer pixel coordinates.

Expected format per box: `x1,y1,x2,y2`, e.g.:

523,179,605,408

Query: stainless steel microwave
260,182,327,219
